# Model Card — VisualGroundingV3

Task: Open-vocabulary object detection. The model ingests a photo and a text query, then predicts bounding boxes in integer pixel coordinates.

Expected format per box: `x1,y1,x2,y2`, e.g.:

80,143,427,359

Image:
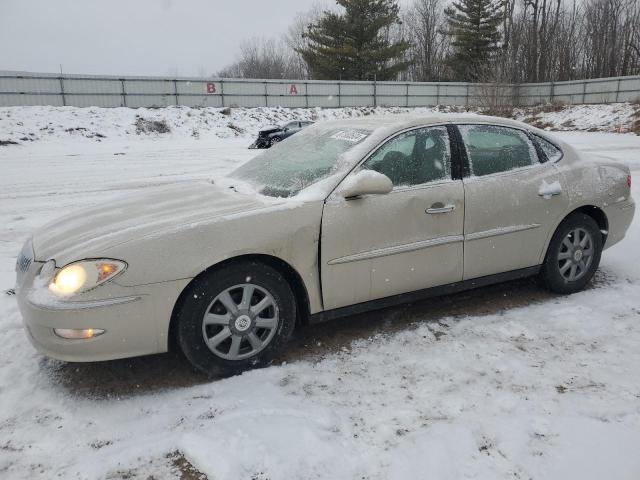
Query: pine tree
297,0,411,81
444,0,502,81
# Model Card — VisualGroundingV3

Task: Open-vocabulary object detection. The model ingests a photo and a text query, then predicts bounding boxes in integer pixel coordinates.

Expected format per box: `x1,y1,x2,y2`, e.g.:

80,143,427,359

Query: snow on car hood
259,125,281,134
32,181,271,263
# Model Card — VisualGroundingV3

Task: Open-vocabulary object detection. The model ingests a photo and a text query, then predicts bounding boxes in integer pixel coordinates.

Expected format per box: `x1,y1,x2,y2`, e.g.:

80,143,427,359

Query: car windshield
230,125,371,197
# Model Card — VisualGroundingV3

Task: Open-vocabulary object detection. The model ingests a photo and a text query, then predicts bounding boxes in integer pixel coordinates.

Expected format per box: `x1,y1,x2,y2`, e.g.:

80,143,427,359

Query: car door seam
452,123,469,281
317,200,326,311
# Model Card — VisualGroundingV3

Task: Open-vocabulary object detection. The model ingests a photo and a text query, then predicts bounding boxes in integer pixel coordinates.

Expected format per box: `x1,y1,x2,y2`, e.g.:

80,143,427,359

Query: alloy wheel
201,283,279,360
558,227,594,282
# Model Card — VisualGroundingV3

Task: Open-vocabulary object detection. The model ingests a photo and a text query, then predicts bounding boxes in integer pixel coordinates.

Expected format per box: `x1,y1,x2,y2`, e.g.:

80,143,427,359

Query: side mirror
339,170,393,199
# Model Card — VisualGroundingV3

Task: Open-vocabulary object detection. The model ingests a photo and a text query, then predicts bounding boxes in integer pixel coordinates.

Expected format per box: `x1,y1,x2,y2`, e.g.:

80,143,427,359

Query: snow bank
0,105,452,145
1,102,637,147
513,102,639,133
179,384,363,480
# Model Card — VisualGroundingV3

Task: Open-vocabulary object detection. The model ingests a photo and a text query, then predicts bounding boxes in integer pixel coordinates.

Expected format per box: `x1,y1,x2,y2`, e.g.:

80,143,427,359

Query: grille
16,252,32,273
16,240,34,274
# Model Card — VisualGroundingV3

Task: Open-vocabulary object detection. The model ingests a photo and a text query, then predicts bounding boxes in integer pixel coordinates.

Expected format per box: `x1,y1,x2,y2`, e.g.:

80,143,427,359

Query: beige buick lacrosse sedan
16,115,635,375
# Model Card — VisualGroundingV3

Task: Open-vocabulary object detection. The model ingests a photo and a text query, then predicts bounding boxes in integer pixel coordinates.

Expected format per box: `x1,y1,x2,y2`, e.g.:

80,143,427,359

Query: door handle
538,180,562,198
426,203,456,214
538,190,562,197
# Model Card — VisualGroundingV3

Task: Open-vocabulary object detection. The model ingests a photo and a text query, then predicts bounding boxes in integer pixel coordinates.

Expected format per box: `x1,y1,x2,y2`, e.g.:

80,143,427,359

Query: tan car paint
536,146,634,259
16,114,635,362
462,162,569,280
321,180,465,309
17,262,190,361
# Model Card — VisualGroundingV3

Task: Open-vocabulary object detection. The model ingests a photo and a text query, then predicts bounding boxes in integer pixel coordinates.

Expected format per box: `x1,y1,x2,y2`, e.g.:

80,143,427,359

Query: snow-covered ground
1,102,638,148
1,106,640,479
512,102,639,132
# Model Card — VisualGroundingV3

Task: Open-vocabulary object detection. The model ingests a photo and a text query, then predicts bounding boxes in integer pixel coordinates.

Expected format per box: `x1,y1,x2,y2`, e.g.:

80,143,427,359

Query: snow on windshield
229,125,371,197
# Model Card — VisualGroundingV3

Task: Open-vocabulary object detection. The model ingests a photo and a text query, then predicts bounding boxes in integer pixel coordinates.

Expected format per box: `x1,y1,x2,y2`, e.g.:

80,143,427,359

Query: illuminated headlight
48,259,127,296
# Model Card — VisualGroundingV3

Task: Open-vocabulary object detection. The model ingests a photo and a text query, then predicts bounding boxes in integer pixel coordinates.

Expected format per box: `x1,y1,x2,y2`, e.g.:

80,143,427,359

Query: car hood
32,181,271,263
259,126,281,135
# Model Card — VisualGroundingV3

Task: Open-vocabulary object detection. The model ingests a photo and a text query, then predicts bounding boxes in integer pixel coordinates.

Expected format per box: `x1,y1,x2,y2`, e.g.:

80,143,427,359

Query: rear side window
458,125,538,177
533,134,563,162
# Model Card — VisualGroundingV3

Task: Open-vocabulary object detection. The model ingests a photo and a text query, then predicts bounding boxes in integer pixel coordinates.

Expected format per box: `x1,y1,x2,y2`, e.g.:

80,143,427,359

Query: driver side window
362,126,451,187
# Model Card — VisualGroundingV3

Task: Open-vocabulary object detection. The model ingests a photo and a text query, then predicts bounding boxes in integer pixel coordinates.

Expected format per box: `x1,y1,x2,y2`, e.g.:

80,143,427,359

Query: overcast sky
1,0,411,77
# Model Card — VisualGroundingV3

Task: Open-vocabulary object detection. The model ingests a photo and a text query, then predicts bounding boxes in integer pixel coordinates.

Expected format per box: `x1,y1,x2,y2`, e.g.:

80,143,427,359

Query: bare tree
403,0,450,81
582,0,640,78
552,0,584,81
284,4,326,79
217,1,328,80
217,37,301,79
217,0,640,84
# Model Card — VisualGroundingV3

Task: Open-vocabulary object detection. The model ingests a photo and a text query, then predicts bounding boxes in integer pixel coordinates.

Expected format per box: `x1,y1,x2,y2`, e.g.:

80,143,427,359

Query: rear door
455,123,569,280
320,126,465,310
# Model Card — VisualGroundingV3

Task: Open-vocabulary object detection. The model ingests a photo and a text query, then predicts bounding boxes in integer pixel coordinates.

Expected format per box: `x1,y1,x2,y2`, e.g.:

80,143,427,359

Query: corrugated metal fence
1,71,639,108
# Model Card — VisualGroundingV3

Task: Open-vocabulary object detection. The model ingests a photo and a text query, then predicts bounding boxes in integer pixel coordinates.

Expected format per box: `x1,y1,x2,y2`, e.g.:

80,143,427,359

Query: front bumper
16,259,189,362
249,138,270,149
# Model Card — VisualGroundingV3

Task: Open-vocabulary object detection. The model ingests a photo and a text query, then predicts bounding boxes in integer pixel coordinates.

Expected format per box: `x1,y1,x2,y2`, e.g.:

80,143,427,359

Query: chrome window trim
390,178,458,193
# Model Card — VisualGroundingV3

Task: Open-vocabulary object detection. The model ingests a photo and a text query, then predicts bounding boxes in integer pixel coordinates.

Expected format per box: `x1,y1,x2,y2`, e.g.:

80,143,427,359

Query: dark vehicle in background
249,120,314,149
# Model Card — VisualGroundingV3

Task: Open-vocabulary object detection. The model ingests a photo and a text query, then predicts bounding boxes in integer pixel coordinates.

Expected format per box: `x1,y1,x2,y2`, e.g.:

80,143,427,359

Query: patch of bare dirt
167,451,208,480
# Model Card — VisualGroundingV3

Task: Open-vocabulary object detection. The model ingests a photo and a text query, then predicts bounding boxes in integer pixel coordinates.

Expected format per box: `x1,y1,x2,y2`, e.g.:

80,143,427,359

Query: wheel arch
571,205,609,239
541,204,609,263
167,254,311,353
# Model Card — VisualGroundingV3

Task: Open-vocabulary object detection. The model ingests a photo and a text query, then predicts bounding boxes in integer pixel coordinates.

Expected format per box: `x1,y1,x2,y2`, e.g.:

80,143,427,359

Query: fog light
53,328,105,339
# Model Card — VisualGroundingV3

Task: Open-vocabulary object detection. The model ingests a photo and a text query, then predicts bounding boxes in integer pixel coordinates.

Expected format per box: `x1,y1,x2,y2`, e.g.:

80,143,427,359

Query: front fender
106,201,325,314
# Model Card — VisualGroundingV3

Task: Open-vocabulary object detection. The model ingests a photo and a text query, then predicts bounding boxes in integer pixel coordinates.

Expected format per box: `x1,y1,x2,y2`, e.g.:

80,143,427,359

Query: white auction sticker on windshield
330,130,368,143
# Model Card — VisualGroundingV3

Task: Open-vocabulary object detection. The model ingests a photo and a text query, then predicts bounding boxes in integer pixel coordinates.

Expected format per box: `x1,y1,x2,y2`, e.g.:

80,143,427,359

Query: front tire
539,213,603,294
269,136,281,147
177,261,296,376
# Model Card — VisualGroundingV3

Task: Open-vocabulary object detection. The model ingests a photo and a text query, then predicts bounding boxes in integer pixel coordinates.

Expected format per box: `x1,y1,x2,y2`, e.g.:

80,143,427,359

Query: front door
320,126,465,310
283,121,301,139
456,124,569,280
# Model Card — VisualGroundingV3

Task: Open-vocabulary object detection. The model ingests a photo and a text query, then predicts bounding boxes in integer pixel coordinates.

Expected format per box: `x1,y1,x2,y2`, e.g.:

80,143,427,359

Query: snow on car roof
314,112,568,152
316,112,536,130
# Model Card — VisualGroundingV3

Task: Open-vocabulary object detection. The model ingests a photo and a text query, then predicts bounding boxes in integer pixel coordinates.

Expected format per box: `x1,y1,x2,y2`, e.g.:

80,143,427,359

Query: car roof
316,113,531,131
313,113,568,153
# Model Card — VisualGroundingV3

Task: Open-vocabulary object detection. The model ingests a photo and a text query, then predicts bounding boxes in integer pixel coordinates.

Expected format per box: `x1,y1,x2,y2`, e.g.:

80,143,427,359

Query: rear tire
177,261,296,376
539,213,603,294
